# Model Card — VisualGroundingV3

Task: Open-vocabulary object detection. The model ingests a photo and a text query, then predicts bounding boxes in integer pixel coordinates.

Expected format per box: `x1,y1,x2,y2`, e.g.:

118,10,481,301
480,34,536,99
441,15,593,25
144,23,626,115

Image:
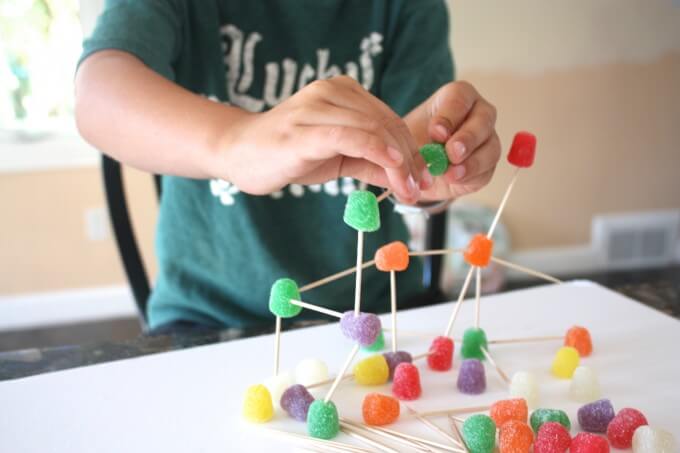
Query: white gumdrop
509,371,539,408
633,426,677,453
569,366,601,402
263,371,293,410
295,358,329,386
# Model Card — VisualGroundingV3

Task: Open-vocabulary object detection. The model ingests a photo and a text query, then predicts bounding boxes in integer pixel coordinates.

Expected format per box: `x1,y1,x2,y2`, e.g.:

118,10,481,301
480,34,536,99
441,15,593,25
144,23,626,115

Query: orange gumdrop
564,326,593,357
499,420,534,453
375,241,410,272
463,234,494,267
362,393,400,426
490,398,528,427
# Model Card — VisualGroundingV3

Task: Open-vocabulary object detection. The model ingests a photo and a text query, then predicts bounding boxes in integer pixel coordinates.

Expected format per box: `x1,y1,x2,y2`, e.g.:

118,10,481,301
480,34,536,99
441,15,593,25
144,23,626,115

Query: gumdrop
340,311,382,346
242,384,274,423
571,433,610,453
535,422,571,453
343,190,380,232
578,399,615,433
263,371,293,409
307,399,340,439
463,234,494,268
419,143,450,176
268,278,302,318
607,408,648,449
632,426,677,453
461,327,488,360
490,398,529,426
530,408,571,433
362,330,385,352
510,371,540,408
295,358,328,386
362,393,400,426
392,363,421,400
457,359,486,394
353,354,389,386
499,420,534,453
280,384,315,422
375,241,409,272
570,366,601,402
507,131,536,168
565,326,593,357
551,346,580,378
427,336,454,371
462,414,497,453
382,350,412,380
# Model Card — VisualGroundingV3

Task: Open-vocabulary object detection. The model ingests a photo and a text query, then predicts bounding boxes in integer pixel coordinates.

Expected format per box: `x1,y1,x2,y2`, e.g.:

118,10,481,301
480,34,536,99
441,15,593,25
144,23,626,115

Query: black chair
101,154,447,330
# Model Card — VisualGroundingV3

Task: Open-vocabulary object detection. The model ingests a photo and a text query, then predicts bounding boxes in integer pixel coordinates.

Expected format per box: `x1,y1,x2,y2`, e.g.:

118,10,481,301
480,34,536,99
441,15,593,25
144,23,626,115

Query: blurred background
1,0,679,351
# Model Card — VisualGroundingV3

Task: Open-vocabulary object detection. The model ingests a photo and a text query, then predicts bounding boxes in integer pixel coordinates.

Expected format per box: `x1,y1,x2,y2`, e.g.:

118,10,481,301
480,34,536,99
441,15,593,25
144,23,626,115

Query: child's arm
75,51,427,203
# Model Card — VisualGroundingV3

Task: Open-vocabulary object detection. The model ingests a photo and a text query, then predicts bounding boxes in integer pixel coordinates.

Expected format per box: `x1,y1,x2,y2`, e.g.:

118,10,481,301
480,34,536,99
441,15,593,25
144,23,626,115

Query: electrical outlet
84,207,110,241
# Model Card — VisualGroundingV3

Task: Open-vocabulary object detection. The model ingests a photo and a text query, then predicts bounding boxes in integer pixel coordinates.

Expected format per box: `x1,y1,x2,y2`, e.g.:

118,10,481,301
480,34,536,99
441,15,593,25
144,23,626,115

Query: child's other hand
217,76,426,204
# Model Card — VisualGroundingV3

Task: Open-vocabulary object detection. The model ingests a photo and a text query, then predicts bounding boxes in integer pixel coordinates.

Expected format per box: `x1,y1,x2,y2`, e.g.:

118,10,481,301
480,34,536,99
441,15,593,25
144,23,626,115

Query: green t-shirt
82,0,454,329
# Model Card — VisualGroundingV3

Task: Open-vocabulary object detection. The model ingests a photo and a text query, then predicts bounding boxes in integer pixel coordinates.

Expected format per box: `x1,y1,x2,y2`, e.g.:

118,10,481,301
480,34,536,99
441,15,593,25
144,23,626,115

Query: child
75,0,500,332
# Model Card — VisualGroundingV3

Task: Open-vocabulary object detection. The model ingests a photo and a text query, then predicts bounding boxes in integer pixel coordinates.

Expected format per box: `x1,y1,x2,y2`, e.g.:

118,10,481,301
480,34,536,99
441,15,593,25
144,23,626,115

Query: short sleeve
79,0,185,81
379,0,455,116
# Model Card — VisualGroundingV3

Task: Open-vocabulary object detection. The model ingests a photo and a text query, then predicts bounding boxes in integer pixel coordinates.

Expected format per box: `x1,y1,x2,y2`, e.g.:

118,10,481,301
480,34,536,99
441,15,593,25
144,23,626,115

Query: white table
1,281,678,452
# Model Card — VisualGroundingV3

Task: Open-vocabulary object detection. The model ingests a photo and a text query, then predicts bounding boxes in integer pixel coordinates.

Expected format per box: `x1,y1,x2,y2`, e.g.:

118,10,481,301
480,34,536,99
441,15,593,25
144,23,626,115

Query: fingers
444,98,497,165
444,132,501,185
427,81,480,142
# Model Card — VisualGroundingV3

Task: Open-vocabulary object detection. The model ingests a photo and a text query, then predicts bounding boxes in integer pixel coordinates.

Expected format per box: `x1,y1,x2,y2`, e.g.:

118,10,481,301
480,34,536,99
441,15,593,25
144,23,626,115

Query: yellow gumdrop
551,346,580,378
353,354,389,386
242,384,274,423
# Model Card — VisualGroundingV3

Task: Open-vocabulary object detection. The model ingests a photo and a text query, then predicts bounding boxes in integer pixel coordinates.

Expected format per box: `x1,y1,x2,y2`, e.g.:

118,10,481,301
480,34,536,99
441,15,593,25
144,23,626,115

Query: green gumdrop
461,327,488,360
343,190,380,232
419,143,450,176
530,408,571,433
268,278,302,318
307,400,340,440
362,330,385,352
462,414,496,453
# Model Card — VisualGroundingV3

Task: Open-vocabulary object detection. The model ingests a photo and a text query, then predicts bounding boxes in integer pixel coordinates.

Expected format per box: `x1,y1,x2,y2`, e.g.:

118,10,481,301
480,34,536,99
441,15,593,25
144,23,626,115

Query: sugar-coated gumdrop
268,278,302,318
571,433,610,453
499,420,534,453
340,311,382,346
427,336,454,371
343,190,380,232
607,408,648,449
362,393,400,426
295,358,328,386
530,408,571,433
490,398,529,427
383,351,412,380
535,422,572,453
551,346,580,378
419,143,450,176
353,354,389,386
242,384,274,423
462,327,488,360
375,241,410,272
565,326,593,357
280,384,315,422
362,330,385,352
463,234,494,267
570,366,601,402
632,426,677,453
507,131,536,168
307,400,340,440
457,359,486,394
510,371,540,408
263,371,294,409
578,399,615,433
463,414,497,453
392,363,421,400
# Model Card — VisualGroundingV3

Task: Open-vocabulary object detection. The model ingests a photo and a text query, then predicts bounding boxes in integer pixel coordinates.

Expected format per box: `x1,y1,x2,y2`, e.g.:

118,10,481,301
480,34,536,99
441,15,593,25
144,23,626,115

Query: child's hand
218,76,426,204
406,81,501,201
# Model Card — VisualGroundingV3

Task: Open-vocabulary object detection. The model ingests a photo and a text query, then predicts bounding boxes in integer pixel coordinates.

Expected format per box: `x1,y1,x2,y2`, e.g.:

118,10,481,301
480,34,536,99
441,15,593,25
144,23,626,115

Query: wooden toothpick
487,167,519,238
376,189,392,203
490,256,563,284
408,248,463,257
390,270,397,353
418,405,492,418
274,316,282,376
405,406,463,448
340,420,432,452
290,299,343,318
354,231,364,316
481,346,511,385
299,260,376,293
490,335,563,345
474,267,481,329
449,416,470,453
342,419,463,453
444,266,475,337
258,427,372,453
324,343,360,403
305,373,353,390
341,426,399,453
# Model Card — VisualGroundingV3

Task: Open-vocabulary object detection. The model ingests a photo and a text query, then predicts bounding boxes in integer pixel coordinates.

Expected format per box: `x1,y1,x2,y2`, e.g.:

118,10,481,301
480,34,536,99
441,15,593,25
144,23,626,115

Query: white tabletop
1,281,678,452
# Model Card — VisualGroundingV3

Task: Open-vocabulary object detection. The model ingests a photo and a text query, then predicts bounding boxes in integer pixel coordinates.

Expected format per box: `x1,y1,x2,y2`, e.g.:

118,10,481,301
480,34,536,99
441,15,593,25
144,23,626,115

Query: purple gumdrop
577,399,615,433
340,311,382,346
383,351,413,380
457,359,486,394
280,384,315,422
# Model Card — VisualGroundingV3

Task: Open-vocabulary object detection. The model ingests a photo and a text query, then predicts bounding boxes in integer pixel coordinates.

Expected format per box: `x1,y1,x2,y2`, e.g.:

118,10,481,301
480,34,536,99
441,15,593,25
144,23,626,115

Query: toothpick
299,260,376,293
418,405,492,418
411,351,432,361
290,299,343,318
274,316,282,376
490,256,563,284
474,267,481,329
257,427,372,453
481,346,511,385
408,248,463,257
324,344,360,403
305,373,353,390
444,266,475,337
449,417,470,453
490,335,563,344
390,270,397,353
340,420,432,452
354,231,364,316
376,189,392,203
341,426,399,453
405,406,463,447
342,419,463,453
487,167,519,238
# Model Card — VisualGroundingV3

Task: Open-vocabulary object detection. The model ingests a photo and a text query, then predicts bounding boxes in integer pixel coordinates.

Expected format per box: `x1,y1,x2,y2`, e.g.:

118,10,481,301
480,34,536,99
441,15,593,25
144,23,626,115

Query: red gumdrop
463,234,494,267
571,433,610,453
427,336,454,371
606,408,648,449
507,131,536,168
534,422,571,453
392,363,421,400
375,241,410,272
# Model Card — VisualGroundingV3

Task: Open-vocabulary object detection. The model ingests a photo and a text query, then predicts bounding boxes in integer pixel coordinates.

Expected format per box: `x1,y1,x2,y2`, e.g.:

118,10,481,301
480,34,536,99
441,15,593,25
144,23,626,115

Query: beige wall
1,0,680,295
